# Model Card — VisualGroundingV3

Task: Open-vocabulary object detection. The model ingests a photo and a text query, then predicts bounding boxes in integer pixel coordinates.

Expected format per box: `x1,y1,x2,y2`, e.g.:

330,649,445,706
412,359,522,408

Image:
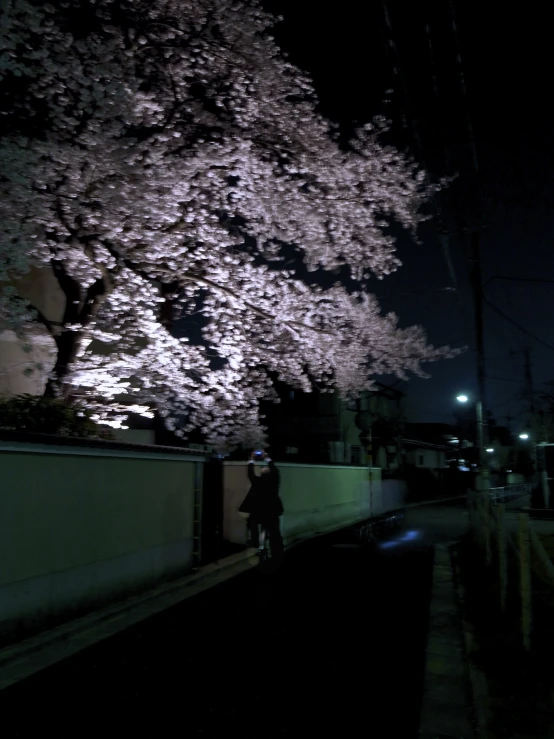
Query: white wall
0,330,57,396
0,440,202,644
112,429,156,446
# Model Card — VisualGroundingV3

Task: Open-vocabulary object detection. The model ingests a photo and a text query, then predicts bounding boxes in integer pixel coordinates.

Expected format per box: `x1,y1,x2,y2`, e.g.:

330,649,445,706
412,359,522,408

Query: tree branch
178,273,331,335
78,277,109,327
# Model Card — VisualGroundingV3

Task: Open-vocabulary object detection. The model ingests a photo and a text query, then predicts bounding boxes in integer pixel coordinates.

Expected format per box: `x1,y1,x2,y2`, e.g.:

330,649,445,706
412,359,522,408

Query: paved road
0,503,468,738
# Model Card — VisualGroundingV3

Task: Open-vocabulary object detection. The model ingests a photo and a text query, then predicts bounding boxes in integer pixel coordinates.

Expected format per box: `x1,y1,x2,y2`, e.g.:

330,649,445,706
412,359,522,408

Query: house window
419,454,424,466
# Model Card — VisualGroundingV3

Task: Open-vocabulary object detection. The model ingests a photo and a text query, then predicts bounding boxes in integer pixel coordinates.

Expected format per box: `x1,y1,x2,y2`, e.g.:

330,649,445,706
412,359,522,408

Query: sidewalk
419,545,483,739
503,509,554,536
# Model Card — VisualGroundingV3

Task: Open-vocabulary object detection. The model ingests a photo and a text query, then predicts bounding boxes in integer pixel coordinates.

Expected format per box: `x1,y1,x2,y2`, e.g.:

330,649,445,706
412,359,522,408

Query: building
263,382,406,467
403,423,457,475
0,266,61,397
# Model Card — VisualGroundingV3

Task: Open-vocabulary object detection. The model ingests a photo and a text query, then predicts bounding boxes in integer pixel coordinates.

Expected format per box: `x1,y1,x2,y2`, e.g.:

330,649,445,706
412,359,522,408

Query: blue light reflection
379,530,420,549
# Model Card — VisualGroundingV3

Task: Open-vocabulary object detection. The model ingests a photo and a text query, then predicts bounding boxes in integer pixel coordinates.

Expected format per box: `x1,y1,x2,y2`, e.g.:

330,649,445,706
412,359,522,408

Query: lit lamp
455,391,489,493
519,433,529,440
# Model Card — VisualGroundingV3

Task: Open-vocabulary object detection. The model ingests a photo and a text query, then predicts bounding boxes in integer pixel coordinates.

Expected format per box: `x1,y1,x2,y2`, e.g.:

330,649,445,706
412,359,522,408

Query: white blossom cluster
0,0,458,447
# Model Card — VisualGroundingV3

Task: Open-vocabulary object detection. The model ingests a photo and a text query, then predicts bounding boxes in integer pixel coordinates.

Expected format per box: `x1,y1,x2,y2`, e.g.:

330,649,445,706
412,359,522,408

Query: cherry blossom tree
0,0,458,448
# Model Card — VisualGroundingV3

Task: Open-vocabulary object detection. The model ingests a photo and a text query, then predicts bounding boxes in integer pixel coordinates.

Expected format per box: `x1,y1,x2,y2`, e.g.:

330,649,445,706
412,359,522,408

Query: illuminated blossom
0,0,457,447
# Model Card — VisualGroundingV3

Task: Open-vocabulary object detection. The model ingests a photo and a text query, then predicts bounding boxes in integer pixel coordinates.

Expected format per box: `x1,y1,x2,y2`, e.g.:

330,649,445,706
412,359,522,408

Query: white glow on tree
0,0,459,448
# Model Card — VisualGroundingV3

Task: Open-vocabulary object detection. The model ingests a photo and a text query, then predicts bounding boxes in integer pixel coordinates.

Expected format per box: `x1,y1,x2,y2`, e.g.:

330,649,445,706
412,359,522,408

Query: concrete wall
0,329,57,396
0,440,202,644
112,429,156,446
507,472,526,485
0,443,407,644
223,462,407,546
0,264,64,397
13,264,66,325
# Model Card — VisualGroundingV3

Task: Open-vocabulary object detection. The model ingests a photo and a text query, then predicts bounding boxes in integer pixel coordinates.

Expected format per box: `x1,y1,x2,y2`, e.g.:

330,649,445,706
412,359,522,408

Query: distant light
456,394,469,403
486,448,494,453
519,433,529,440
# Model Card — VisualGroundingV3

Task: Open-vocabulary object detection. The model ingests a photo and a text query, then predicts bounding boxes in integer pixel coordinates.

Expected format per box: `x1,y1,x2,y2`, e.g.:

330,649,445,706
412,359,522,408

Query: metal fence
488,483,534,505
468,490,554,651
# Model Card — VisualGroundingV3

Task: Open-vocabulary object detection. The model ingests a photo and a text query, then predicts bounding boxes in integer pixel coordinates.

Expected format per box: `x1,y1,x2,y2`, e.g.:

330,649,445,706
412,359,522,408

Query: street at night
0,504,470,738
3,0,554,735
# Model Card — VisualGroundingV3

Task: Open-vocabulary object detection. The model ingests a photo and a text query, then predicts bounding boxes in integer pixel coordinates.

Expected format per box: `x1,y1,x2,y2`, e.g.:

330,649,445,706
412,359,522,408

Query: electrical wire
448,0,480,178
486,375,527,384
380,0,471,348
483,296,554,353
485,275,554,288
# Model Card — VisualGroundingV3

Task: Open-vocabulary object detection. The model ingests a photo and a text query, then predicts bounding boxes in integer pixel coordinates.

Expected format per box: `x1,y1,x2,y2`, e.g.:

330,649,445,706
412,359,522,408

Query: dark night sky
265,0,554,430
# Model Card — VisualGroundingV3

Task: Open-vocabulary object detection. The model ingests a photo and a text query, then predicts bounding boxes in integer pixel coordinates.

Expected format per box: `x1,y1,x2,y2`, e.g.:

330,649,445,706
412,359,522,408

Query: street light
486,448,494,453
519,433,529,440
455,391,489,493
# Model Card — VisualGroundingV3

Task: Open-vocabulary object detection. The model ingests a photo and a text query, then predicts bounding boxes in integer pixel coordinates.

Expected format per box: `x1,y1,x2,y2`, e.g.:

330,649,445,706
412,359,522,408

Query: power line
485,275,554,288
483,296,554,353
424,15,451,173
486,375,526,384
448,0,480,179
380,1,470,343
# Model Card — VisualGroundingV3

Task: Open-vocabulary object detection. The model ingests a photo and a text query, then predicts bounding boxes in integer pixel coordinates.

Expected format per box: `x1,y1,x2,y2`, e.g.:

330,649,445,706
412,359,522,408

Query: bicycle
256,524,284,573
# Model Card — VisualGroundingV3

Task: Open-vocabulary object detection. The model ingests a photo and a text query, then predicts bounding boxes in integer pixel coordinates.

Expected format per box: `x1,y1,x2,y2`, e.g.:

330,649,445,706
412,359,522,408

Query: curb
418,544,478,739
451,547,491,739
406,494,467,509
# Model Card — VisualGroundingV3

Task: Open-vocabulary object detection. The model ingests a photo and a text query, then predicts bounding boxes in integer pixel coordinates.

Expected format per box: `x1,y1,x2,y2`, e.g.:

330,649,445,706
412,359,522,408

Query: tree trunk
44,330,82,398
43,252,112,399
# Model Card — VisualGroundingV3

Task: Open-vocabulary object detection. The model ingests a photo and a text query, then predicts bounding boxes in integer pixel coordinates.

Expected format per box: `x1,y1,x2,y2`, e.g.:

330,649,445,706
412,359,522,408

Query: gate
200,457,224,565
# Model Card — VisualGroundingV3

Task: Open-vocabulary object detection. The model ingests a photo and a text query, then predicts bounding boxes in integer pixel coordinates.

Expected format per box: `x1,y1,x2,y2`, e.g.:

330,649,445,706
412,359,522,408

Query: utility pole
355,397,373,513
470,230,489,493
523,347,535,422
503,413,513,433
520,346,550,506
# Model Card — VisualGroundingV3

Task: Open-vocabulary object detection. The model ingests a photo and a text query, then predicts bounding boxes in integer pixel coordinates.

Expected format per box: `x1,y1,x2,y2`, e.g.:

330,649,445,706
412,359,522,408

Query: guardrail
489,483,534,505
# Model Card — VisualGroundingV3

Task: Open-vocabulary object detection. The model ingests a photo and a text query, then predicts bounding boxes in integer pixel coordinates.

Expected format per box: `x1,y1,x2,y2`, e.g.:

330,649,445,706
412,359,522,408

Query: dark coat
239,461,284,521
